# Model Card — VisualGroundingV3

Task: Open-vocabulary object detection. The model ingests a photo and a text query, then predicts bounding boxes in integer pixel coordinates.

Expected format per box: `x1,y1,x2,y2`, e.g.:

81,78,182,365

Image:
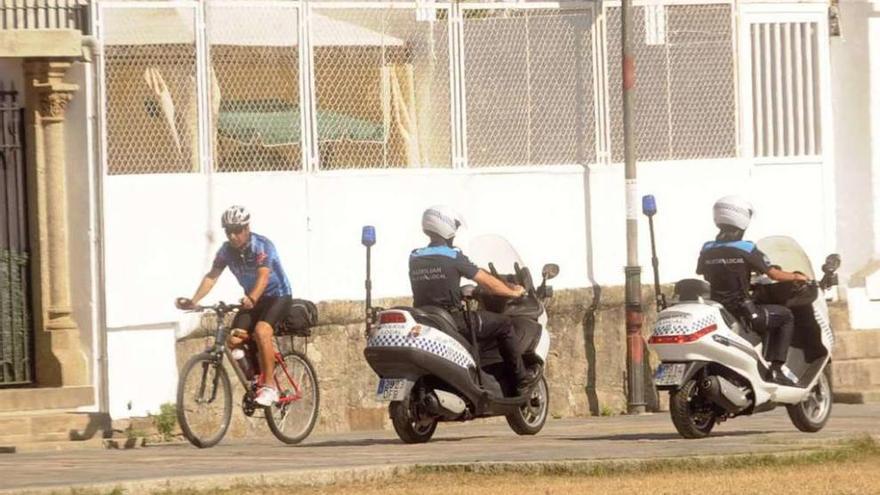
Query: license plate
376,378,413,402
653,363,687,387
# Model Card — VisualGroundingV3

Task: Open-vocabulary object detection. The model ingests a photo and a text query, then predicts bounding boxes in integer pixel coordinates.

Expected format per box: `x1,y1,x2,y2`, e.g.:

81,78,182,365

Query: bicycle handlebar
176,298,242,314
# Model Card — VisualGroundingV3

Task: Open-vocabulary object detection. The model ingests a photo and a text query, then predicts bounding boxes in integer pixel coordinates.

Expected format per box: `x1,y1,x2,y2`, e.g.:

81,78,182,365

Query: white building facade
3,0,849,419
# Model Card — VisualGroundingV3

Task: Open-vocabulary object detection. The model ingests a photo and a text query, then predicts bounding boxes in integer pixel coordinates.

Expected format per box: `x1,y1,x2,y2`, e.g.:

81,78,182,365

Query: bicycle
176,301,319,448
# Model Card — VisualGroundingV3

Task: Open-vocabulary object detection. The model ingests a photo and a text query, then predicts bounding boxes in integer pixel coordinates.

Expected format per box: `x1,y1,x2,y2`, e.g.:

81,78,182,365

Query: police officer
697,196,809,386
409,205,539,395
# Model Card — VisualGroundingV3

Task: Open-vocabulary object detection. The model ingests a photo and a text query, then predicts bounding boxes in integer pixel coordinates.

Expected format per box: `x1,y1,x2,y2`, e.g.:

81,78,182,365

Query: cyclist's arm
191,267,223,305
247,266,271,304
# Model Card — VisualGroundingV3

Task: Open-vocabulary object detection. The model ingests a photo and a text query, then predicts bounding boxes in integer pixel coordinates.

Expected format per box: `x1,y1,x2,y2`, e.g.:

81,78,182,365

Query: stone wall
175,287,666,438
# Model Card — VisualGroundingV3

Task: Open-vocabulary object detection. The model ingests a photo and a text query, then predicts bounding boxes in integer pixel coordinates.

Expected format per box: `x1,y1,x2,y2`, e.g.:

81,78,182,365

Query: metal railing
0,82,34,387
1,0,89,32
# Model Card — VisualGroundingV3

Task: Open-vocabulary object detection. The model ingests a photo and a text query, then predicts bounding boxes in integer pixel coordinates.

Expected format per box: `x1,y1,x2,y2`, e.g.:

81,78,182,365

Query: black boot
516,366,541,396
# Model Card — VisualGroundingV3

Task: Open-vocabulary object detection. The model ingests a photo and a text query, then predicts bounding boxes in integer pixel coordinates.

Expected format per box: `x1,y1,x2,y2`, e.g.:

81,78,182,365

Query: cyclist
176,205,292,406
409,205,539,396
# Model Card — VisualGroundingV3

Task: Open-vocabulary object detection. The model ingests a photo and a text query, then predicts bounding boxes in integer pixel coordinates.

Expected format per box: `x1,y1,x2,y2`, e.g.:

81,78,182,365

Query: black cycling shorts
232,295,292,333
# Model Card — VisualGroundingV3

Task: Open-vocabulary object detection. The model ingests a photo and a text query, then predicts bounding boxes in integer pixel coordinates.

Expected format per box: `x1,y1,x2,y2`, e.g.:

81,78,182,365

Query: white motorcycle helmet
713,195,753,231
221,205,251,228
422,205,465,240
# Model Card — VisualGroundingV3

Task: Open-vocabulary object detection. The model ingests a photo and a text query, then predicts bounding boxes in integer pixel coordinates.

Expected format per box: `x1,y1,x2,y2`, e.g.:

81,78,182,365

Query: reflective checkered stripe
814,303,834,348
653,306,718,337
367,330,475,369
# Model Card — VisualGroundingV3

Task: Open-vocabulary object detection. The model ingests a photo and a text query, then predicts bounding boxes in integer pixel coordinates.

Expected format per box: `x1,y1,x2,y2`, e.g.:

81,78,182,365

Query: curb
3,436,877,495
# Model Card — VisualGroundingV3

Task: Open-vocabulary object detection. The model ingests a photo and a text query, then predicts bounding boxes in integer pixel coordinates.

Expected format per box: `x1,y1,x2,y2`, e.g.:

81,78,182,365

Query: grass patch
57,437,880,495
414,435,880,477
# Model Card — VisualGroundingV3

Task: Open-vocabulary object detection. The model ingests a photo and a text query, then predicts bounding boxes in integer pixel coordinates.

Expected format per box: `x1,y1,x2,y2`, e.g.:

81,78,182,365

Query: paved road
2,404,878,493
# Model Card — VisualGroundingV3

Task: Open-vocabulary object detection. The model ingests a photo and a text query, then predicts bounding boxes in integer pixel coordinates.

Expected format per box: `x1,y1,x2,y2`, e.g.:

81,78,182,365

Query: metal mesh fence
99,1,742,174
102,6,200,175
605,3,736,162
312,7,451,170
462,7,595,167
207,4,302,172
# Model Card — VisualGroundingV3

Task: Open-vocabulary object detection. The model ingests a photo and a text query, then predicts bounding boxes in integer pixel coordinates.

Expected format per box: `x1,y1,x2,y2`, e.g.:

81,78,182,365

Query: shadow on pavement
562,430,775,442
304,435,491,448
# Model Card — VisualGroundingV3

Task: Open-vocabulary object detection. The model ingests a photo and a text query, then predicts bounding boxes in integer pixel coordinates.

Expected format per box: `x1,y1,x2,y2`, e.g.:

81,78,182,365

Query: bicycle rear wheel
265,350,320,444
177,353,233,448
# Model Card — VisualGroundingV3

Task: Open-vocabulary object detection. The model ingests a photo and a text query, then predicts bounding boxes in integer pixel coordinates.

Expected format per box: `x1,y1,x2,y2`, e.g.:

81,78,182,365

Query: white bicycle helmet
421,205,465,240
221,205,251,228
713,195,753,231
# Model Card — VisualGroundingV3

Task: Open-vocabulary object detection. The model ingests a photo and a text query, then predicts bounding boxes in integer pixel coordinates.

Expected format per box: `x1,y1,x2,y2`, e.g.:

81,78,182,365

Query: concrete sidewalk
2,404,878,494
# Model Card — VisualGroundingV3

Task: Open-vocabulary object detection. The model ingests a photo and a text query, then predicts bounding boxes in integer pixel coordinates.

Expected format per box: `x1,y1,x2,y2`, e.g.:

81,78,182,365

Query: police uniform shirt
696,240,772,308
409,244,479,309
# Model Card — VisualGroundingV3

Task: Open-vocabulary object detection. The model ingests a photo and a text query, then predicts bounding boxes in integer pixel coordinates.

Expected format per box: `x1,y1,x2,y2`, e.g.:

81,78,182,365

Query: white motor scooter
359,227,559,443
641,196,841,438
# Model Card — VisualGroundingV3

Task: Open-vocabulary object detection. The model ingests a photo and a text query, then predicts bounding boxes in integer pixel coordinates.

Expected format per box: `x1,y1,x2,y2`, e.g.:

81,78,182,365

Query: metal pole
365,245,372,333
648,215,666,312
622,0,646,414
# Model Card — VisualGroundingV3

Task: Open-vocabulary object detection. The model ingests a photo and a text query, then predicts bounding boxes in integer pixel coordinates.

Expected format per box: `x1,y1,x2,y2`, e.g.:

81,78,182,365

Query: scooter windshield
467,234,526,275
756,236,815,279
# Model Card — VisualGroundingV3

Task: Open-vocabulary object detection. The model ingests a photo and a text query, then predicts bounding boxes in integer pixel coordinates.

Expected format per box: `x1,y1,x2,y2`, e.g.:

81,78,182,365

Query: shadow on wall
578,85,659,415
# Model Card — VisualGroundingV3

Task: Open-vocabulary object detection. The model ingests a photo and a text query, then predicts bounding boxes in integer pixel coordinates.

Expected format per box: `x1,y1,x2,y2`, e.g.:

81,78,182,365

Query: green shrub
151,403,178,441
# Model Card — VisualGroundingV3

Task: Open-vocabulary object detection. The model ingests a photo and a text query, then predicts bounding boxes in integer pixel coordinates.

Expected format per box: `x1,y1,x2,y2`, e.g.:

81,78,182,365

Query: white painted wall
828,1,880,328
99,162,835,417
106,326,178,418
831,1,878,282
102,160,833,322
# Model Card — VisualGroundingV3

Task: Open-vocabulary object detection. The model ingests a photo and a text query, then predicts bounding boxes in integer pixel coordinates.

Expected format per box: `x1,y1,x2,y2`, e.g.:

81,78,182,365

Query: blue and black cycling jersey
213,232,292,297
697,240,772,308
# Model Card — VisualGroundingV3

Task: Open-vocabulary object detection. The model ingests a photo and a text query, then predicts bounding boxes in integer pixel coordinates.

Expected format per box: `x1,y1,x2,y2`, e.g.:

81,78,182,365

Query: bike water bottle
232,347,255,380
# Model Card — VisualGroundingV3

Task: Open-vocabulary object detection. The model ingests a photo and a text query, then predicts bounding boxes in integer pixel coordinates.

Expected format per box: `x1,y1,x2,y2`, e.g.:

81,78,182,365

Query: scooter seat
718,306,739,328
419,305,460,334
397,306,476,355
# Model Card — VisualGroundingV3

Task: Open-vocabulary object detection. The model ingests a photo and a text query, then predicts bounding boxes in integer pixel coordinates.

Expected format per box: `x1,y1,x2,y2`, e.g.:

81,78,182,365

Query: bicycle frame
205,307,305,406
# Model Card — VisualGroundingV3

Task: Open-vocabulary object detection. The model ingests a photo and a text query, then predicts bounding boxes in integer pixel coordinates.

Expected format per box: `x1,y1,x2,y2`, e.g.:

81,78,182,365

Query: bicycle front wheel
177,353,233,448
265,350,320,444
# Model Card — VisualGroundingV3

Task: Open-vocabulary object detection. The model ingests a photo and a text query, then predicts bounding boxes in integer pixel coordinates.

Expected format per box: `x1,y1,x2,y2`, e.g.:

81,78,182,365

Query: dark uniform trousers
738,302,795,364
452,309,525,379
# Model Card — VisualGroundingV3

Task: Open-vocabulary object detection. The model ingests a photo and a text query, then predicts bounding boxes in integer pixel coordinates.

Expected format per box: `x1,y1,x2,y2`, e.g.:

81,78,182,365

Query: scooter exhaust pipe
422,390,466,419
700,376,752,414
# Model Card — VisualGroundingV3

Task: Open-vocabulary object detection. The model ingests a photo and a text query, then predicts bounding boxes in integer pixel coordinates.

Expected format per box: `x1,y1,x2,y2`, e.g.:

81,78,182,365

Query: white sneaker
254,386,279,407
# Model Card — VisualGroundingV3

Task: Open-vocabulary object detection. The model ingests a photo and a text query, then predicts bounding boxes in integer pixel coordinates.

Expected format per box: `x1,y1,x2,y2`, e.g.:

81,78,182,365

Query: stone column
24,60,88,387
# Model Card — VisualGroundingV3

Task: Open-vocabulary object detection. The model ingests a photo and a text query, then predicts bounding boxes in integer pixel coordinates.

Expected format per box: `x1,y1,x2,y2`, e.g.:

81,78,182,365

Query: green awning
217,99,385,145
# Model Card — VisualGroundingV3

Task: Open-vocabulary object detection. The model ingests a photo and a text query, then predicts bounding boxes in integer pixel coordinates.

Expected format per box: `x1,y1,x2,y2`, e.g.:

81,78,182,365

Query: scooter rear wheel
506,376,549,435
670,379,716,439
390,400,437,444
786,367,832,433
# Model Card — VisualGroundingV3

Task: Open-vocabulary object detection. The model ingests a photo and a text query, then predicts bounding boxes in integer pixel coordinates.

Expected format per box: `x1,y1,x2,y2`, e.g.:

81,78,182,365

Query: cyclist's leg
253,321,276,387
228,311,254,349
252,296,292,390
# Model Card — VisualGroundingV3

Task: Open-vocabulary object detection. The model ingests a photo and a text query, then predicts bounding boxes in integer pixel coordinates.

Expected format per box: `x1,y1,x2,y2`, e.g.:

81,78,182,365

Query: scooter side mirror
542,263,560,280
361,225,376,247
822,254,841,274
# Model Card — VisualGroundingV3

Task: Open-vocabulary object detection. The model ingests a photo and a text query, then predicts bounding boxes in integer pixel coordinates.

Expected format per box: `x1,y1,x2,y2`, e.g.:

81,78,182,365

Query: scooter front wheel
786,367,832,433
390,400,437,444
670,378,716,439
506,375,549,435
